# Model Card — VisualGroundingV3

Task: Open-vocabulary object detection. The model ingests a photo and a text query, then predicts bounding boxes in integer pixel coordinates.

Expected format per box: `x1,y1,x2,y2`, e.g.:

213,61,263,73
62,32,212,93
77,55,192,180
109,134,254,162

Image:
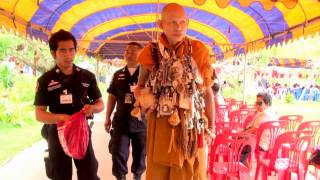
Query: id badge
60,94,73,104
124,93,133,104
130,84,137,92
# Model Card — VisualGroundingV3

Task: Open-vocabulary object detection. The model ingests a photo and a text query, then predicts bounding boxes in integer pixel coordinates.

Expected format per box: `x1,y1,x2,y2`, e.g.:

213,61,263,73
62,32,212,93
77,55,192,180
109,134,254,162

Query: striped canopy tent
1,0,320,61
268,57,312,68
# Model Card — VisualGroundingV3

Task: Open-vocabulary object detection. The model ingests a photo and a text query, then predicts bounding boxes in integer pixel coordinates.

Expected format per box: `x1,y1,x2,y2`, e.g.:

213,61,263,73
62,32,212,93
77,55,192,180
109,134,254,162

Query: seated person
212,82,226,106
241,92,278,165
309,148,320,169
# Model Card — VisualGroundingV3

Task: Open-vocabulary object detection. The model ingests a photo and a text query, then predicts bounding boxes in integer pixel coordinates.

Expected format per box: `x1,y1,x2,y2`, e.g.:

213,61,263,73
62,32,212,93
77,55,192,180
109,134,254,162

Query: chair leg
297,168,306,180
254,163,260,180
278,170,290,180
211,173,227,180
261,166,268,180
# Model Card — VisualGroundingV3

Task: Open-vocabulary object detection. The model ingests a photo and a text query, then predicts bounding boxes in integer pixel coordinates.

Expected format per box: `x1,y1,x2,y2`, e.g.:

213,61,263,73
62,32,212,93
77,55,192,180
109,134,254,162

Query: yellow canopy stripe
52,0,263,43
79,14,231,52
0,0,44,22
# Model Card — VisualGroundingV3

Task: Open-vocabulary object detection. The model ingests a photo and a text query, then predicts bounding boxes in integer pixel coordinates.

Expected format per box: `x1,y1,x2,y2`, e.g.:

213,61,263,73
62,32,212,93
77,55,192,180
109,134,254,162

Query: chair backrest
240,104,256,111
215,121,243,136
209,133,256,175
269,132,311,171
224,98,235,106
243,113,256,129
229,100,243,111
255,120,288,155
215,104,229,124
297,121,320,150
229,109,251,128
279,115,303,132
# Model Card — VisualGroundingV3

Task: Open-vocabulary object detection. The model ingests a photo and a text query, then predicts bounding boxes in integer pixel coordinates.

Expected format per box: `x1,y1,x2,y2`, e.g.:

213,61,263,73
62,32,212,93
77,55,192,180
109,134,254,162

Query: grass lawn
274,101,320,121
0,122,42,165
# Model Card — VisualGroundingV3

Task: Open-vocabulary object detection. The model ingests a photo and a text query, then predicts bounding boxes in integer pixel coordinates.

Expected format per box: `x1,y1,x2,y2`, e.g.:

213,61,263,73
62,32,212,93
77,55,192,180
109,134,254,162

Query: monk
133,3,215,180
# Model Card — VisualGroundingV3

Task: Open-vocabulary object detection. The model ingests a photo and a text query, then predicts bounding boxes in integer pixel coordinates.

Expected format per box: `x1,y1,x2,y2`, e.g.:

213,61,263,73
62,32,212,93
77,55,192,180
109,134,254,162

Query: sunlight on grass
0,123,42,165
274,101,320,121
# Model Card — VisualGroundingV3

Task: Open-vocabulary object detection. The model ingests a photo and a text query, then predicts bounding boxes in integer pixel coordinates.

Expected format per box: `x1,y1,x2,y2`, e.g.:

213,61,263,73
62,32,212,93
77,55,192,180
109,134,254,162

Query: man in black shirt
34,29,104,180
105,42,146,180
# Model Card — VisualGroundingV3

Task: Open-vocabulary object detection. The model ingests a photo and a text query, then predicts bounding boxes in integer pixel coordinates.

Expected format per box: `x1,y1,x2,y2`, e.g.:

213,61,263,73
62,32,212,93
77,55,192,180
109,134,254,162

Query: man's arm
35,106,70,124
104,94,116,133
137,64,150,88
244,126,257,134
134,64,150,98
82,97,104,116
203,87,215,130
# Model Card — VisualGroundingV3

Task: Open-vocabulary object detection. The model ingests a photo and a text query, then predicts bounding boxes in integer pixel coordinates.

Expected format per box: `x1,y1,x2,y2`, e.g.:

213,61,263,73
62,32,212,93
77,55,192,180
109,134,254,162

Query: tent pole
243,53,247,103
95,55,100,80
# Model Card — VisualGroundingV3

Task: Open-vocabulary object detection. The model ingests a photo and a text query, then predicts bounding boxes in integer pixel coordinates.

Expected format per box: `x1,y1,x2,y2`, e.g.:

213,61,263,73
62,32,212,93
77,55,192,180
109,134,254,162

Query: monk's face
158,4,189,46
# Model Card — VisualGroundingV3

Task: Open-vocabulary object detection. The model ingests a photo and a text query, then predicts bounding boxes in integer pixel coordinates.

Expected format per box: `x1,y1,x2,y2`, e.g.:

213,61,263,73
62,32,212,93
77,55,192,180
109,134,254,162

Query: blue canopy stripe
88,23,223,56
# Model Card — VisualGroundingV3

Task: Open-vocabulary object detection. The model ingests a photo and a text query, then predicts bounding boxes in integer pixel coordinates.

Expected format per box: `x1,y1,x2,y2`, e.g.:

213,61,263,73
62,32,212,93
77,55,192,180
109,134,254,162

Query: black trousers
240,145,265,164
47,124,100,180
109,129,146,178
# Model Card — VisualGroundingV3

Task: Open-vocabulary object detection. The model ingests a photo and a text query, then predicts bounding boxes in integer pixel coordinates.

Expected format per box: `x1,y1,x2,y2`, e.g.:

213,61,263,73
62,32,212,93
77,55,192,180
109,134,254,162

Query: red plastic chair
279,115,303,132
297,121,320,151
255,132,312,180
224,98,235,106
297,121,320,179
209,133,256,180
243,113,256,129
240,104,256,111
228,100,243,111
255,121,288,157
215,121,243,136
215,104,229,125
254,121,288,179
229,109,251,129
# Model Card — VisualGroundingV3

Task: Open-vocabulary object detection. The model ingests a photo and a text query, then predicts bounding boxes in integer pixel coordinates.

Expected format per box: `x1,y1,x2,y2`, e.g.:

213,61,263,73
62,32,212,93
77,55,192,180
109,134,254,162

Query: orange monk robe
138,34,213,180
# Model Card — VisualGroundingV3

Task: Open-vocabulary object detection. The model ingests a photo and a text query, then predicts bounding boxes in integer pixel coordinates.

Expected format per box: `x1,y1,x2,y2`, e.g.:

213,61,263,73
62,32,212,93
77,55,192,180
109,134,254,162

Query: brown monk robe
134,3,215,180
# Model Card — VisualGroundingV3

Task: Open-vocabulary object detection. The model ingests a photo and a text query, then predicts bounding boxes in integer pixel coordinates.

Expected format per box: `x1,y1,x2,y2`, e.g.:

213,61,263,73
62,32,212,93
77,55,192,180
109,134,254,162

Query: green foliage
0,35,11,61
0,64,14,88
0,73,36,126
285,93,295,104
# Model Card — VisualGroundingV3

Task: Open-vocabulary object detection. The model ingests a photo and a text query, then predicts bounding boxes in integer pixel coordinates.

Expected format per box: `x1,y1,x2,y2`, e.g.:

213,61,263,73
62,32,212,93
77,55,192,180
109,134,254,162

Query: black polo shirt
108,66,146,132
34,65,102,115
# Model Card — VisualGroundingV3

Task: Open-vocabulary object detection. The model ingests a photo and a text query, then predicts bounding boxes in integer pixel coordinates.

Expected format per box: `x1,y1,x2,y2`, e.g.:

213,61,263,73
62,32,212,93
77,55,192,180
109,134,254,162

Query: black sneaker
116,175,126,180
133,174,141,180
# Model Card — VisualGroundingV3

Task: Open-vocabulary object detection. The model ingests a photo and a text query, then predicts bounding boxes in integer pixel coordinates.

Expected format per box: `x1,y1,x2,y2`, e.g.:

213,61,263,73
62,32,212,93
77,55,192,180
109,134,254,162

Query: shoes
240,160,251,169
116,174,126,180
133,174,141,180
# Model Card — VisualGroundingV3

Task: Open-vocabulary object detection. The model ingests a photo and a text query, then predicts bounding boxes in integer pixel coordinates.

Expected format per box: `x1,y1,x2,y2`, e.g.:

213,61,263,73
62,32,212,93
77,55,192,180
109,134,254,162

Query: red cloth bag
57,111,89,159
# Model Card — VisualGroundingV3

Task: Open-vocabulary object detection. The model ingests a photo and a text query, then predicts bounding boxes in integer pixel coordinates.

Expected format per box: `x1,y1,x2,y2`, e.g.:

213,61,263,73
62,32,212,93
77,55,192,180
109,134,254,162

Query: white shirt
253,107,278,150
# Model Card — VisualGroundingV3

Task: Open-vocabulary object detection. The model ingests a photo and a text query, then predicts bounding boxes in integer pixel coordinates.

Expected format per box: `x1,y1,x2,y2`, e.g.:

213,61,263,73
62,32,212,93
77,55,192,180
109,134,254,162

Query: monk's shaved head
158,3,189,46
161,3,187,20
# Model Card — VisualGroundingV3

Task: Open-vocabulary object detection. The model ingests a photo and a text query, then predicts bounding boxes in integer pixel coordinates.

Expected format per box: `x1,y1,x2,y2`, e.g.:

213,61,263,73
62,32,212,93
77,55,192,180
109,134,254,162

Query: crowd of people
256,77,320,102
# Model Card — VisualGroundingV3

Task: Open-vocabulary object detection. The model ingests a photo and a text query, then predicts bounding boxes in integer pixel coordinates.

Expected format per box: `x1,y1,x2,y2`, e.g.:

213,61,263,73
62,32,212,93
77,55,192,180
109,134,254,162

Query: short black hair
49,29,77,52
212,83,220,93
127,42,143,49
257,92,272,106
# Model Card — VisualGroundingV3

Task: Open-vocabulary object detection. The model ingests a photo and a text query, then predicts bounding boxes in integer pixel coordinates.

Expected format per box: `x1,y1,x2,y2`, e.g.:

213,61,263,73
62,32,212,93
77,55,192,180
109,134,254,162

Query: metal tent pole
243,53,247,103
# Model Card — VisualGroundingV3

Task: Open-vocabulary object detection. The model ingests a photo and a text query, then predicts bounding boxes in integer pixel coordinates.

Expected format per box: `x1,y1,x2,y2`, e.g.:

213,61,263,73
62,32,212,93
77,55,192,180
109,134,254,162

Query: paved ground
0,113,145,180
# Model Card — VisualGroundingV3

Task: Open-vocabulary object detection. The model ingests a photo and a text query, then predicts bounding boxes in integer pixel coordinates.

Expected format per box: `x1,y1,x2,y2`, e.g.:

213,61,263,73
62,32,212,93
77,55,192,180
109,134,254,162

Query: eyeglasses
255,101,264,106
